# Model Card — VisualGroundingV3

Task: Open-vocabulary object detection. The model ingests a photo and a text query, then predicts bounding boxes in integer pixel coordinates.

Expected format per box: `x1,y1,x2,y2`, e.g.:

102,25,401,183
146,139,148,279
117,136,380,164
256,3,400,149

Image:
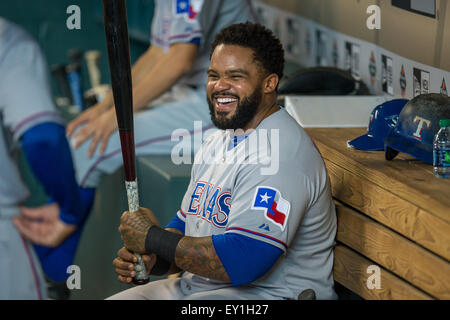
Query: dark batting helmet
384,93,450,164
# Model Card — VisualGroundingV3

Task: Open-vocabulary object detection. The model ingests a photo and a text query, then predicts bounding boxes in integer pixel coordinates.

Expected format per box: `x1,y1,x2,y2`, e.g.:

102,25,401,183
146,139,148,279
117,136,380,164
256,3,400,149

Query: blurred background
2,0,449,301
0,0,154,96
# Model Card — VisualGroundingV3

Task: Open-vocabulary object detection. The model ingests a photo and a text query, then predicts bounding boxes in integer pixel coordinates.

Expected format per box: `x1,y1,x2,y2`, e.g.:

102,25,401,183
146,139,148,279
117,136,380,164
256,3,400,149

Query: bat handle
125,180,150,285
85,50,101,89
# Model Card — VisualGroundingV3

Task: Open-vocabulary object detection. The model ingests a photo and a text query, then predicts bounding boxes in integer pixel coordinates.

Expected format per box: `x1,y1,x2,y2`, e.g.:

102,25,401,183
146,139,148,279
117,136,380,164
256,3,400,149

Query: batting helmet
278,67,370,96
384,93,450,164
348,99,408,151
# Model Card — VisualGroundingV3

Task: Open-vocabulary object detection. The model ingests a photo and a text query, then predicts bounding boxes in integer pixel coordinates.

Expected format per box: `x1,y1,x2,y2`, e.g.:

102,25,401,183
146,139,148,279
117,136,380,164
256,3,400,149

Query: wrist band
150,255,171,276
145,226,183,264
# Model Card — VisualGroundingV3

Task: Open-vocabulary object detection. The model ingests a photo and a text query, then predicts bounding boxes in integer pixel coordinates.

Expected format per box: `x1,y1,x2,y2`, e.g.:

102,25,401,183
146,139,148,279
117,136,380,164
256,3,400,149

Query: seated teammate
66,0,255,189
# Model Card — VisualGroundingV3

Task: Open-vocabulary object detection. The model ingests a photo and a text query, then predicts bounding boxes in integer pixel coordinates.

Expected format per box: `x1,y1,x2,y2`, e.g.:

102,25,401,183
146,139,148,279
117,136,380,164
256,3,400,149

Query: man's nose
214,77,231,92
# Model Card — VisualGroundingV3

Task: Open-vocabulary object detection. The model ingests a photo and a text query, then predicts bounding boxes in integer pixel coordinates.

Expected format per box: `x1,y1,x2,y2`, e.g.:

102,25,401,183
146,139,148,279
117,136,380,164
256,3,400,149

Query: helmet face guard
348,99,408,151
384,93,450,164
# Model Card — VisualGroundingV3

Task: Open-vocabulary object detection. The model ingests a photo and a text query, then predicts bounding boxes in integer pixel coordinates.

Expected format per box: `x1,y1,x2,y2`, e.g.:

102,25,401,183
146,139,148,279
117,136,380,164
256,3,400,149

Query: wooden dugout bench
306,128,450,300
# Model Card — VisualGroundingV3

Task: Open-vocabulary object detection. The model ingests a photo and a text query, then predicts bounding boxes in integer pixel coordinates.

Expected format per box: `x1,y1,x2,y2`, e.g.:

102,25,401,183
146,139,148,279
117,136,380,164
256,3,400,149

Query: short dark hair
210,22,285,81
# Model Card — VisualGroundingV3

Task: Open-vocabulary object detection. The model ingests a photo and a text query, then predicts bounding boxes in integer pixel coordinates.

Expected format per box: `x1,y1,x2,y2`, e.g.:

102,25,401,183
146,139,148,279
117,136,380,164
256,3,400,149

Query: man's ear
263,73,279,94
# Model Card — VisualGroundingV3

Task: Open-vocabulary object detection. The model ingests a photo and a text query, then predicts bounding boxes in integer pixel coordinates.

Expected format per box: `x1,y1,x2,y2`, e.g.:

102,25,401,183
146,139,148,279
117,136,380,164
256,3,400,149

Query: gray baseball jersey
176,108,337,300
0,18,63,141
150,0,256,87
0,18,52,299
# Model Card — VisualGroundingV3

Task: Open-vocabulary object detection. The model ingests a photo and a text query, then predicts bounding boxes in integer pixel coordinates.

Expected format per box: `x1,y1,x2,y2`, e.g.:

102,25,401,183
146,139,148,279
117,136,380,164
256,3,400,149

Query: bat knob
298,289,316,300
132,278,150,285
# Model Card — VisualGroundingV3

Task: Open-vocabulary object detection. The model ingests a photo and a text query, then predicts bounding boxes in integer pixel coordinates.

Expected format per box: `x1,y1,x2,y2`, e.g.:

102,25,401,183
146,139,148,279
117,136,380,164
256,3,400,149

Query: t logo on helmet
412,116,431,141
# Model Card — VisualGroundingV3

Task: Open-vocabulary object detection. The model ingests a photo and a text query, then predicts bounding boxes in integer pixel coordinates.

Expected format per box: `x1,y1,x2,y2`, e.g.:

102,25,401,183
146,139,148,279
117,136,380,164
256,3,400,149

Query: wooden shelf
306,128,450,300
334,244,433,300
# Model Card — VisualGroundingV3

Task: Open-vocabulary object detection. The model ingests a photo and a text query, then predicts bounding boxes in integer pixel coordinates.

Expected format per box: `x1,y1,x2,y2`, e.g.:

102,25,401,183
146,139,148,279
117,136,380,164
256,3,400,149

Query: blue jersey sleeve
212,233,283,286
189,37,201,45
165,214,185,234
21,122,92,225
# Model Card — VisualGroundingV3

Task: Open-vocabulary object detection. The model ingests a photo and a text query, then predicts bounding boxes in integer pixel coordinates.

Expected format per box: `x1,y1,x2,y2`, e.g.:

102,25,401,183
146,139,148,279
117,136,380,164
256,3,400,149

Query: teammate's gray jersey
0,18,62,216
151,0,256,87
0,18,62,141
176,108,337,299
0,18,50,299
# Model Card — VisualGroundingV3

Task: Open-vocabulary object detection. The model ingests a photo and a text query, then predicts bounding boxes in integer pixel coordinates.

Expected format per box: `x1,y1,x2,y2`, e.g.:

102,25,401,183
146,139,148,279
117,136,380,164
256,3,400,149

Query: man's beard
208,86,262,130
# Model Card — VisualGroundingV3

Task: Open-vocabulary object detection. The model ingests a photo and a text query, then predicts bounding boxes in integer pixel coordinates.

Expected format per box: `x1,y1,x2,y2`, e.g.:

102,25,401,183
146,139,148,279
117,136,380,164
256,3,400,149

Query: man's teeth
217,97,237,103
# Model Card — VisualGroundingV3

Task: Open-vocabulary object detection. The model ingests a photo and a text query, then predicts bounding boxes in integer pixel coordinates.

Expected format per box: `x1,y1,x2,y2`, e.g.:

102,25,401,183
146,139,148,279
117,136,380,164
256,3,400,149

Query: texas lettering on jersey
186,181,231,228
185,181,291,231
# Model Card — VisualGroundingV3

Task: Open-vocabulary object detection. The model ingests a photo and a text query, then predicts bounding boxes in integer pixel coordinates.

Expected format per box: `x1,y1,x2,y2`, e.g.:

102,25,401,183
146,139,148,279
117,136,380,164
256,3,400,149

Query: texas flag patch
175,0,202,20
251,186,290,231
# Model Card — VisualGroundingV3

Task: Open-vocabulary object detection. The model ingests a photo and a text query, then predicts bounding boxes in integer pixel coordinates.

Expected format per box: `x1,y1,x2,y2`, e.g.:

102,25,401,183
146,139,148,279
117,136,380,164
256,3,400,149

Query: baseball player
66,0,257,189
108,22,337,300
0,18,94,299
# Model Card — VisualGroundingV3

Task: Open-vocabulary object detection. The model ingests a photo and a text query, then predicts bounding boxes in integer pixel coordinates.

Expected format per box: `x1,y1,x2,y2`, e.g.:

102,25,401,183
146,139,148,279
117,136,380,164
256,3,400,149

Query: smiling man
108,22,337,300
206,42,278,131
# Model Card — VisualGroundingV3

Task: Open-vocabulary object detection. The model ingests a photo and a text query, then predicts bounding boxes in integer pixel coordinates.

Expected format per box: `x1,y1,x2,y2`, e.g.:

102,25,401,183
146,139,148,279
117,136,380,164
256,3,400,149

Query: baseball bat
66,62,86,111
84,50,110,105
67,48,86,111
102,0,149,285
68,48,83,66
85,50,101,89
51,64,73,105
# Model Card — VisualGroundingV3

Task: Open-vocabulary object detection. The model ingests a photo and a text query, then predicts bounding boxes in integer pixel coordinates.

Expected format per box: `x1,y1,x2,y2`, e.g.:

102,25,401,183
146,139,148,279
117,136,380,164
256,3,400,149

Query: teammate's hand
66,101,109,137
113,247,157,284
12,203,77,247
119,207,160,254
66,104,118,157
